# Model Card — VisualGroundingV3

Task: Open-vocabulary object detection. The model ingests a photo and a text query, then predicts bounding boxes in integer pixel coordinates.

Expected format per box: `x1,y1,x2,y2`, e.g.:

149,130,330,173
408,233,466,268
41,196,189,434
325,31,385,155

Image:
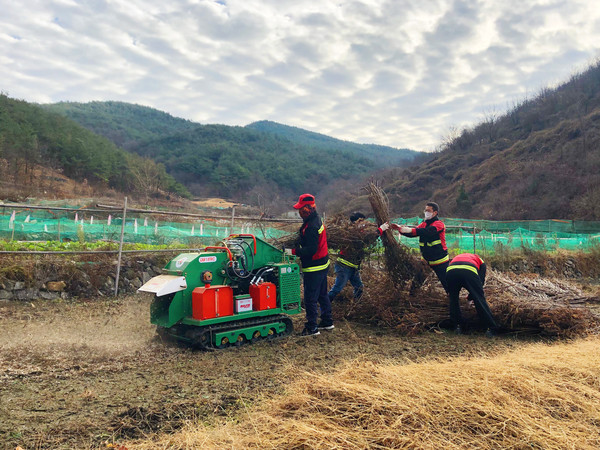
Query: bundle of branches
270,213,381,258
337,265,600,337
365,181,427,290
271,232,298,249
323,213,381,249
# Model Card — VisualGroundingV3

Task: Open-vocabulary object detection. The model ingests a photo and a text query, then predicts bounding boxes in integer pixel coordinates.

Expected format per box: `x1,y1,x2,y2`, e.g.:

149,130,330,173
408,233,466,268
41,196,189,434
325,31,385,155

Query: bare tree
129,157,165,205
481,106,499,143
437,125,461,152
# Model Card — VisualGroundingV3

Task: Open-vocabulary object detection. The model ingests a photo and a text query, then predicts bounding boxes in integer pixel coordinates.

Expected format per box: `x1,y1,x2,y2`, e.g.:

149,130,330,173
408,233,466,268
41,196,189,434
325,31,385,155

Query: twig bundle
365,181,426,289
271,213,381,257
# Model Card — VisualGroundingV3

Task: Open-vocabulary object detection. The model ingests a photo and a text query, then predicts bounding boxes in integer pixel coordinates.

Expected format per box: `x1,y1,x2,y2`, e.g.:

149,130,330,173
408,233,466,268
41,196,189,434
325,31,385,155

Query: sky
2,0,599,152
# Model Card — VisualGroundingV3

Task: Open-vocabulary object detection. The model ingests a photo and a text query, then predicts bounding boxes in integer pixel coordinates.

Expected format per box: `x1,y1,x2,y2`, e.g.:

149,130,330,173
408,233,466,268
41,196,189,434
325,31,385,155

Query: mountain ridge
43,102,423,206
245,120,418,167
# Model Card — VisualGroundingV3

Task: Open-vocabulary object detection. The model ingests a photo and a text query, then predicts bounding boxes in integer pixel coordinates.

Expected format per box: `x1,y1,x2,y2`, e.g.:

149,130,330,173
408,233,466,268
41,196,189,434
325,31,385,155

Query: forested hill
246,120,418,167
0,94,188,199
43,101,422,201
347,61,600,220
42,101,198,150
129,124,381,198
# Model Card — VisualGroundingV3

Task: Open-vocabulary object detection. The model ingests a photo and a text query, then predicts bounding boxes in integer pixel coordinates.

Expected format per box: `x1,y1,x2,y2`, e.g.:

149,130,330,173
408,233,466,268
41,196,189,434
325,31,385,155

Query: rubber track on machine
184,314,294,350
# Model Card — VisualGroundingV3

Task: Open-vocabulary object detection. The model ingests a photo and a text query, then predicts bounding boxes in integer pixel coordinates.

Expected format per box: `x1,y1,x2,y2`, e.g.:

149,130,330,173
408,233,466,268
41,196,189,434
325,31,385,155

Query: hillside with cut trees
341,60,600,220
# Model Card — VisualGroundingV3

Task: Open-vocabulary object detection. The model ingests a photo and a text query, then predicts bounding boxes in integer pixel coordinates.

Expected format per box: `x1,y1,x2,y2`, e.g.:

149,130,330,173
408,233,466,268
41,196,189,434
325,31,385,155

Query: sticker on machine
199,256,217,263
175,256,189,268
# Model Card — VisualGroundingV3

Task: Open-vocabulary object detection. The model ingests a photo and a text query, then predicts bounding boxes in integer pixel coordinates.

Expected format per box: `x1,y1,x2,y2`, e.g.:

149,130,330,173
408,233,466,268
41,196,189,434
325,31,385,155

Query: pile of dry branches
337,266,600,337
485,270,600,336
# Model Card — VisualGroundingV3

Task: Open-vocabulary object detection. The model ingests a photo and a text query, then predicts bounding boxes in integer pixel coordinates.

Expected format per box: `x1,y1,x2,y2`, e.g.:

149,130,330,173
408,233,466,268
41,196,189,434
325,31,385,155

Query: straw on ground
130,336,600,449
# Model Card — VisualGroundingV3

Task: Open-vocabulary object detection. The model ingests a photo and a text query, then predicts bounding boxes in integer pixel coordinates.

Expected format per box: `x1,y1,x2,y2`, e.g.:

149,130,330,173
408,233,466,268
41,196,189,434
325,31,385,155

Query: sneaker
300,327,320,336
318,321,335,331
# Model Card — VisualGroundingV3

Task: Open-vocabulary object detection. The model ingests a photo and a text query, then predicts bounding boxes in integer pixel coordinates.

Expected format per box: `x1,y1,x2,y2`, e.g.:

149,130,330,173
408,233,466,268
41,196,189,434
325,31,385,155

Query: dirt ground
190,198,238,208
1,296,536,449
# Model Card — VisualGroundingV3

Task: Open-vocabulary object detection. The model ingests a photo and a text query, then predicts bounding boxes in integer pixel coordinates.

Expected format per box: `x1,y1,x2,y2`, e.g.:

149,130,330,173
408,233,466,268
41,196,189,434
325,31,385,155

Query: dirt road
1,296,526,449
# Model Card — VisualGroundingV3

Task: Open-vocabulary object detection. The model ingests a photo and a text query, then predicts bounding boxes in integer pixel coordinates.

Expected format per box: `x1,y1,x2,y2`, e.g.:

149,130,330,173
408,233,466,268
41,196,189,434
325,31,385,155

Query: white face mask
424,211,434,220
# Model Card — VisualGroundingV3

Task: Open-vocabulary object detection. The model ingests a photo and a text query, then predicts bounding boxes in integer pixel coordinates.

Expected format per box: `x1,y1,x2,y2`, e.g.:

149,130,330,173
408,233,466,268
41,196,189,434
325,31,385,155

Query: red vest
449,253,483,269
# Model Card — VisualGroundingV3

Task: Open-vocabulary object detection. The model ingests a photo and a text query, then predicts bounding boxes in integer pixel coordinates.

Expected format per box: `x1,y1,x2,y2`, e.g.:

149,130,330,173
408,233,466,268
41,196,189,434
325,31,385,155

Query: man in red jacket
446,253,499,336
291,193,332,336
390,202,449,292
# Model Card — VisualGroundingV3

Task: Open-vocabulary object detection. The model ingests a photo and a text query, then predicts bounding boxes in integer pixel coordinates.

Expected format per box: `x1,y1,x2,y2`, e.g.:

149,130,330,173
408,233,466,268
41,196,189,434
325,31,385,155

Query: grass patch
0,239,192,252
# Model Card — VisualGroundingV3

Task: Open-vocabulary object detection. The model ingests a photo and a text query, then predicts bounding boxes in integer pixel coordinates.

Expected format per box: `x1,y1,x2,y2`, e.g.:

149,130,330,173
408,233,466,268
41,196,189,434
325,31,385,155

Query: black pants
431,261,449,293
447,268,497,330
303,268,332,329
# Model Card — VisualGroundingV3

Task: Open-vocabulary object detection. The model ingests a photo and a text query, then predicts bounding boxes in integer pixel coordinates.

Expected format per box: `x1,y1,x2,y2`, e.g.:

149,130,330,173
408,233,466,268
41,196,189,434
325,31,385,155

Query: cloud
1,0,599,151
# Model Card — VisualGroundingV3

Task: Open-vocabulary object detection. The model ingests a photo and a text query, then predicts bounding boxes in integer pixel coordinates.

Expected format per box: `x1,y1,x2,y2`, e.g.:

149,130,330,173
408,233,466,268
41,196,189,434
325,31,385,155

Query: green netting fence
393,217,600,234
1,207,599,253
391,217,600,253
0,210,288,245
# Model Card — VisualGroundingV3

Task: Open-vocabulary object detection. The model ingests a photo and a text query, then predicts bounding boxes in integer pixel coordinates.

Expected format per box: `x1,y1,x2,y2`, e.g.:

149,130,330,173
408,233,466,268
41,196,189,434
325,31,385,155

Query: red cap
293,193,316,209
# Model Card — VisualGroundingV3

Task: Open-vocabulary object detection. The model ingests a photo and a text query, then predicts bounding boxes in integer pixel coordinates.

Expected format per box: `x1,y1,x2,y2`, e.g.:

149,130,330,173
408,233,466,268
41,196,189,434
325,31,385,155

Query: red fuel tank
192,285,234,320
249,282,277,311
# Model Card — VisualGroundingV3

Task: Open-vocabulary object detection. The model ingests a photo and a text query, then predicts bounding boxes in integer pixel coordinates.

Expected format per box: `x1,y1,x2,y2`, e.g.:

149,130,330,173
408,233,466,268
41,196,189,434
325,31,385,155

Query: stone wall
0,254,172,301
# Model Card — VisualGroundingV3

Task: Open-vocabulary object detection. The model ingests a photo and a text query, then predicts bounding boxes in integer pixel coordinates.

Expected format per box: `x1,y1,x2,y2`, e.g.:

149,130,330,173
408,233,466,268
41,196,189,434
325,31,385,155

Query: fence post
230,206,236,233
519,228,523,247
473,225,476,253
114,197,128,297
58,218,61,242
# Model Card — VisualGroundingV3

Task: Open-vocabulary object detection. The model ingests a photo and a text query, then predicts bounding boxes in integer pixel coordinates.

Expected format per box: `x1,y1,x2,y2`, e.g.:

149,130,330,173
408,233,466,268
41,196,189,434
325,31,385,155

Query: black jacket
295,210,329,272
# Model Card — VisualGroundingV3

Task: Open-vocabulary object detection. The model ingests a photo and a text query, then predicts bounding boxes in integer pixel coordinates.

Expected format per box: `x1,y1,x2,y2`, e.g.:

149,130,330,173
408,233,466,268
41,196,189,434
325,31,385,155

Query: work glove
379,222,390,232
399,226,412,234
282,245,294,256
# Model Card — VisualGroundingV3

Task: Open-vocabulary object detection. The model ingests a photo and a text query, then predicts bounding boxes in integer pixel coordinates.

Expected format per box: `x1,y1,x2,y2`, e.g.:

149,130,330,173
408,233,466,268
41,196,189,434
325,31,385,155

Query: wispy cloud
1,0,598,151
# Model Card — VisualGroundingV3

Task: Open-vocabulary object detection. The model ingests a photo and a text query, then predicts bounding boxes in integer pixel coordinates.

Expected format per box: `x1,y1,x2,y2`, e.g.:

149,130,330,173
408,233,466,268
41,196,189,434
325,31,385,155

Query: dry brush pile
343,265,600,337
